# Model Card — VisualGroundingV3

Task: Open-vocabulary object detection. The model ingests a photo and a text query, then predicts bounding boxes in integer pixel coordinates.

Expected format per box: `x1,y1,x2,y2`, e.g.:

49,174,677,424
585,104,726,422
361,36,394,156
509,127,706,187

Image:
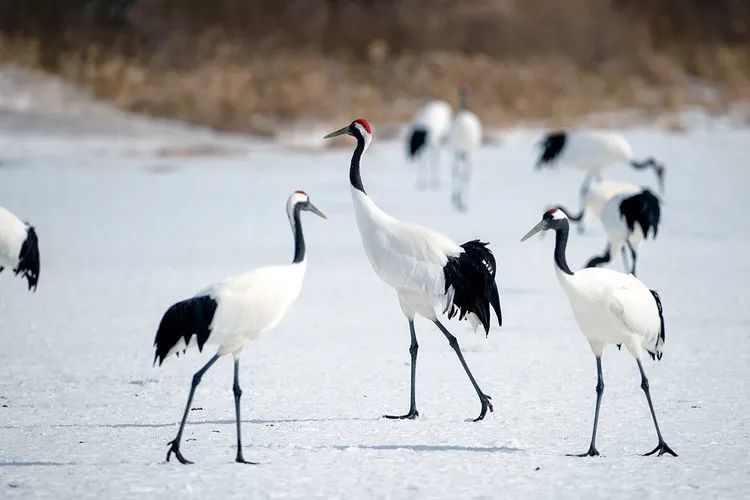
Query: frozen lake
1,92,749,498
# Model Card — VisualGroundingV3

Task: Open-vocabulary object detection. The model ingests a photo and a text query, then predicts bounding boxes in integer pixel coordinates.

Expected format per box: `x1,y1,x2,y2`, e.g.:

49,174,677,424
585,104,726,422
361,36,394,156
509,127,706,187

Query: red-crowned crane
325,118,501,421
153,191,326,464
536,131,665,213
522,208,677,457
0,206,40,291
406,100,452,189
447,86,482,212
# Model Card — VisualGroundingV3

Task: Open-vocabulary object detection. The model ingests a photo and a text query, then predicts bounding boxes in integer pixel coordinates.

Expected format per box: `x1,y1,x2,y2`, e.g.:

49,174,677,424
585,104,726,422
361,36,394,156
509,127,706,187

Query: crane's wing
603,272,661,339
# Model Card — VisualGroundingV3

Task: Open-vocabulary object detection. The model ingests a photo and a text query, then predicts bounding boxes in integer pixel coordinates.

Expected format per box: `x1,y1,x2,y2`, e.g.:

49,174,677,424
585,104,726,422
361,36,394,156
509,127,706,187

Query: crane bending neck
291,204,306,263
553,222,574,275
350,135,367,193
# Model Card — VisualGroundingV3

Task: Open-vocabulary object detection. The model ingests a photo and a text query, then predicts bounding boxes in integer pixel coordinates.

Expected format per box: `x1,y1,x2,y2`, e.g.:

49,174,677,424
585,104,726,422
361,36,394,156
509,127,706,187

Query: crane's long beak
521,220,547,242
306,202,327,219
324,126,349,139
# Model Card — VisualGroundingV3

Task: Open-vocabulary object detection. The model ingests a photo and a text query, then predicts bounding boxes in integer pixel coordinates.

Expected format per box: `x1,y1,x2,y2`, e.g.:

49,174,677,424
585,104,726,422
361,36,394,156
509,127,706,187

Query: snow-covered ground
1,68,749,498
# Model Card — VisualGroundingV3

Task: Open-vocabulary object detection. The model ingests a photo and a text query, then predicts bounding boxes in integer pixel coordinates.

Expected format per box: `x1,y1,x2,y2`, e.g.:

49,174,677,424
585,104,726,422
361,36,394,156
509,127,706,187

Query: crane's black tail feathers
536,131,566,168
153,295,217,366
408,128,428,159
443,240,502,335
647,289,665,361
14,225,39,291
620,189,661,239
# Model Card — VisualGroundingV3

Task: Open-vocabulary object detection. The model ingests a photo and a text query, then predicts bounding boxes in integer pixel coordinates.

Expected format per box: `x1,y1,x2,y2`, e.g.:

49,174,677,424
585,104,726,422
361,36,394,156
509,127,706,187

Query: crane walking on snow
0,206,40,291
154,191,326,464
447,86,482,211
521,208,677,457
553,185,661,275
406,100,452,189
535,130,665,220
325,118,502,421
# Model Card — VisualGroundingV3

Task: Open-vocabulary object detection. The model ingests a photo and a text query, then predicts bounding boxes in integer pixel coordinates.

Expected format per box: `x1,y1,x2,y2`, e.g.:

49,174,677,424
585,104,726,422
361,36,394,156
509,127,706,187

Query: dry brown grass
1,1,748,134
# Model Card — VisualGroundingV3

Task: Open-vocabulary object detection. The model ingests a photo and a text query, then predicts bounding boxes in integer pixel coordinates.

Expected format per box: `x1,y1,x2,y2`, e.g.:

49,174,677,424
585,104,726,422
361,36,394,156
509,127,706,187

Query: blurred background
1,0,748,135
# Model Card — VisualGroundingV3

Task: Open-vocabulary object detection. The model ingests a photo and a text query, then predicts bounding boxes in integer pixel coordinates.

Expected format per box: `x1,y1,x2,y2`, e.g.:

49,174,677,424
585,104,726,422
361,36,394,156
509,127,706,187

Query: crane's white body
556,266,662,357
585,180,641,220
448,109,482,211
409,100,452,188
0,206,28,271
351,187,465,322
167,262,306,358
554,131,634,176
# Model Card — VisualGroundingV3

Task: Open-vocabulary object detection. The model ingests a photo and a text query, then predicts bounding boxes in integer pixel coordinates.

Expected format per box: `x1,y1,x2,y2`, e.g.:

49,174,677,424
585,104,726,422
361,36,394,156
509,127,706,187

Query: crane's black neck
552,220,574,275
291,204,306,263
350,135,366,194
630,158,655,171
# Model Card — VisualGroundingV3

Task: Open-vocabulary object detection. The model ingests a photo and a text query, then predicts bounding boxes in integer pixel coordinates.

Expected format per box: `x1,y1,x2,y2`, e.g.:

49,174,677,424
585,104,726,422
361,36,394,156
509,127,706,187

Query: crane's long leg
627,241,638,276
232,358,257,464
578,174,593,233
457,157,471,212
451,155,461,209
569,356,604,457
433,320,493,421
586,244,611,268
166,354,220,464
384,320,419,419
637,359,677,457
430,145,441,188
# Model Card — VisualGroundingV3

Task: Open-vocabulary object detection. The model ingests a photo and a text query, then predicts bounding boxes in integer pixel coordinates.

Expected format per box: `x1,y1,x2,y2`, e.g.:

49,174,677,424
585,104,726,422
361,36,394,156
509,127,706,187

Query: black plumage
648,289,665,361
408,128,428,159
443,240,502,335
15,225,40,291
619,190,661,239
536,131,566,167
153,295,218,366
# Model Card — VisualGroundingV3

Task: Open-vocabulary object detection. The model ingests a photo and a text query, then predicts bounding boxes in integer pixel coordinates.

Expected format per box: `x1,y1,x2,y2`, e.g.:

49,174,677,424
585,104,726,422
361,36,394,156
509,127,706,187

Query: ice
1,68,749,498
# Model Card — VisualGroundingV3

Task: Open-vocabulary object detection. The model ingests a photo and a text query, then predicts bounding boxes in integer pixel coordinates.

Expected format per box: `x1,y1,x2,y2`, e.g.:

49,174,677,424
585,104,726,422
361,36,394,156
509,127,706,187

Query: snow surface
1,70,750,498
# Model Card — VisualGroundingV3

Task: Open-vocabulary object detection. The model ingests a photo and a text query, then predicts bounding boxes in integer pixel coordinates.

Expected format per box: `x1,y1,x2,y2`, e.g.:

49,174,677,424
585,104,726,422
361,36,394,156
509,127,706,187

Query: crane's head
287,190,327,221
521,208,568,242
324,118,372,153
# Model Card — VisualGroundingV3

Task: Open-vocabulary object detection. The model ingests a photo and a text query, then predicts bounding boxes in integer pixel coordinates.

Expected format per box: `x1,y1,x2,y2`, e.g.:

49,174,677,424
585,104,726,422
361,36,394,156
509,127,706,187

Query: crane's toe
472,394,493,422
166,440,193,465
644,441,678,457
567,446,600,457
383,409,419,420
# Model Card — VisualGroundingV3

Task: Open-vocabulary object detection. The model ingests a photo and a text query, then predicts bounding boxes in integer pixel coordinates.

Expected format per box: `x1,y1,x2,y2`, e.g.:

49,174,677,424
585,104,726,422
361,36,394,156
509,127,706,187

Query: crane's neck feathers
349,126,371,194
550,218,574,275
288,202,306,263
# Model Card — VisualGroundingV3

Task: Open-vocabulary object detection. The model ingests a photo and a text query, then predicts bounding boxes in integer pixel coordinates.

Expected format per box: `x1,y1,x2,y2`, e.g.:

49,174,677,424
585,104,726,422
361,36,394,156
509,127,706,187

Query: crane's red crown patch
354,118,371,134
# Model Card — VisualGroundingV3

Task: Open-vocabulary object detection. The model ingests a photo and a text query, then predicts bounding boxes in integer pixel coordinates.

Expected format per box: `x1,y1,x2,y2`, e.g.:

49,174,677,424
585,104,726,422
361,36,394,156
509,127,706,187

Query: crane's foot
383,409,419,420
567,446,600,457
166,439,193,464
235,451,259,465
644,440,678,457
473,394,493,422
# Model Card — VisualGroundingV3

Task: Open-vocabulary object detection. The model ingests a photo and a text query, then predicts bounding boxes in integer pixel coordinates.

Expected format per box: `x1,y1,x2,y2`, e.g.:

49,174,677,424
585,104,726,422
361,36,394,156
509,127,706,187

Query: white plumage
407,100,452,189
154,190,325,464
326,118,501,422
0,205,40,291
522,208,676,457
447,87,482,211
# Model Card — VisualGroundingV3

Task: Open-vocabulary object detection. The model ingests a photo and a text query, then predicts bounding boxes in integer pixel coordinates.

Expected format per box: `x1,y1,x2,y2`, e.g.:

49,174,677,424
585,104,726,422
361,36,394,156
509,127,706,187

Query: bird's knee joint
409,343,419,355
640,379,649,392
447,335,458,349
192,373,203,386
596,382,604,394
233,384,242,397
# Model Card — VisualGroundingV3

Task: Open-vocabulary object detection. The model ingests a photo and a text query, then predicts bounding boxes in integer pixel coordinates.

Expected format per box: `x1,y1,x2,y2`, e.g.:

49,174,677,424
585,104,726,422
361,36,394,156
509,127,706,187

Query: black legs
586,244,612,269
233,359,256,464
166,354,220,464
637,359,677,457
571,356,604,457
166,354,257,465
627,241,638,276
384,320,420,419
434,320,493,421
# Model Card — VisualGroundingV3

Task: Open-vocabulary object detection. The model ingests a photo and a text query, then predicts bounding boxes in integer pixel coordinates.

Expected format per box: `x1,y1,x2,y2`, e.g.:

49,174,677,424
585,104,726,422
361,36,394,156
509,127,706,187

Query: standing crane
521,208,677,457
536,130,665,214
325,118,502,421
154,191,326,464
0,206,40,291
447,86,482,211
406,100,452,189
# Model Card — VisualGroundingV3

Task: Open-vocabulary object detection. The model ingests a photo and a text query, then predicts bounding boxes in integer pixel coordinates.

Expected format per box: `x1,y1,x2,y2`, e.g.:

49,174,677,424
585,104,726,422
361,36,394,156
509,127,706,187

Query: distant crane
536,130,665,214
154,191,326,464
522,208,677,457
325,118,501,421
0,206,40,291
554,187,661,275
406,100,452,189
447,86,482,211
